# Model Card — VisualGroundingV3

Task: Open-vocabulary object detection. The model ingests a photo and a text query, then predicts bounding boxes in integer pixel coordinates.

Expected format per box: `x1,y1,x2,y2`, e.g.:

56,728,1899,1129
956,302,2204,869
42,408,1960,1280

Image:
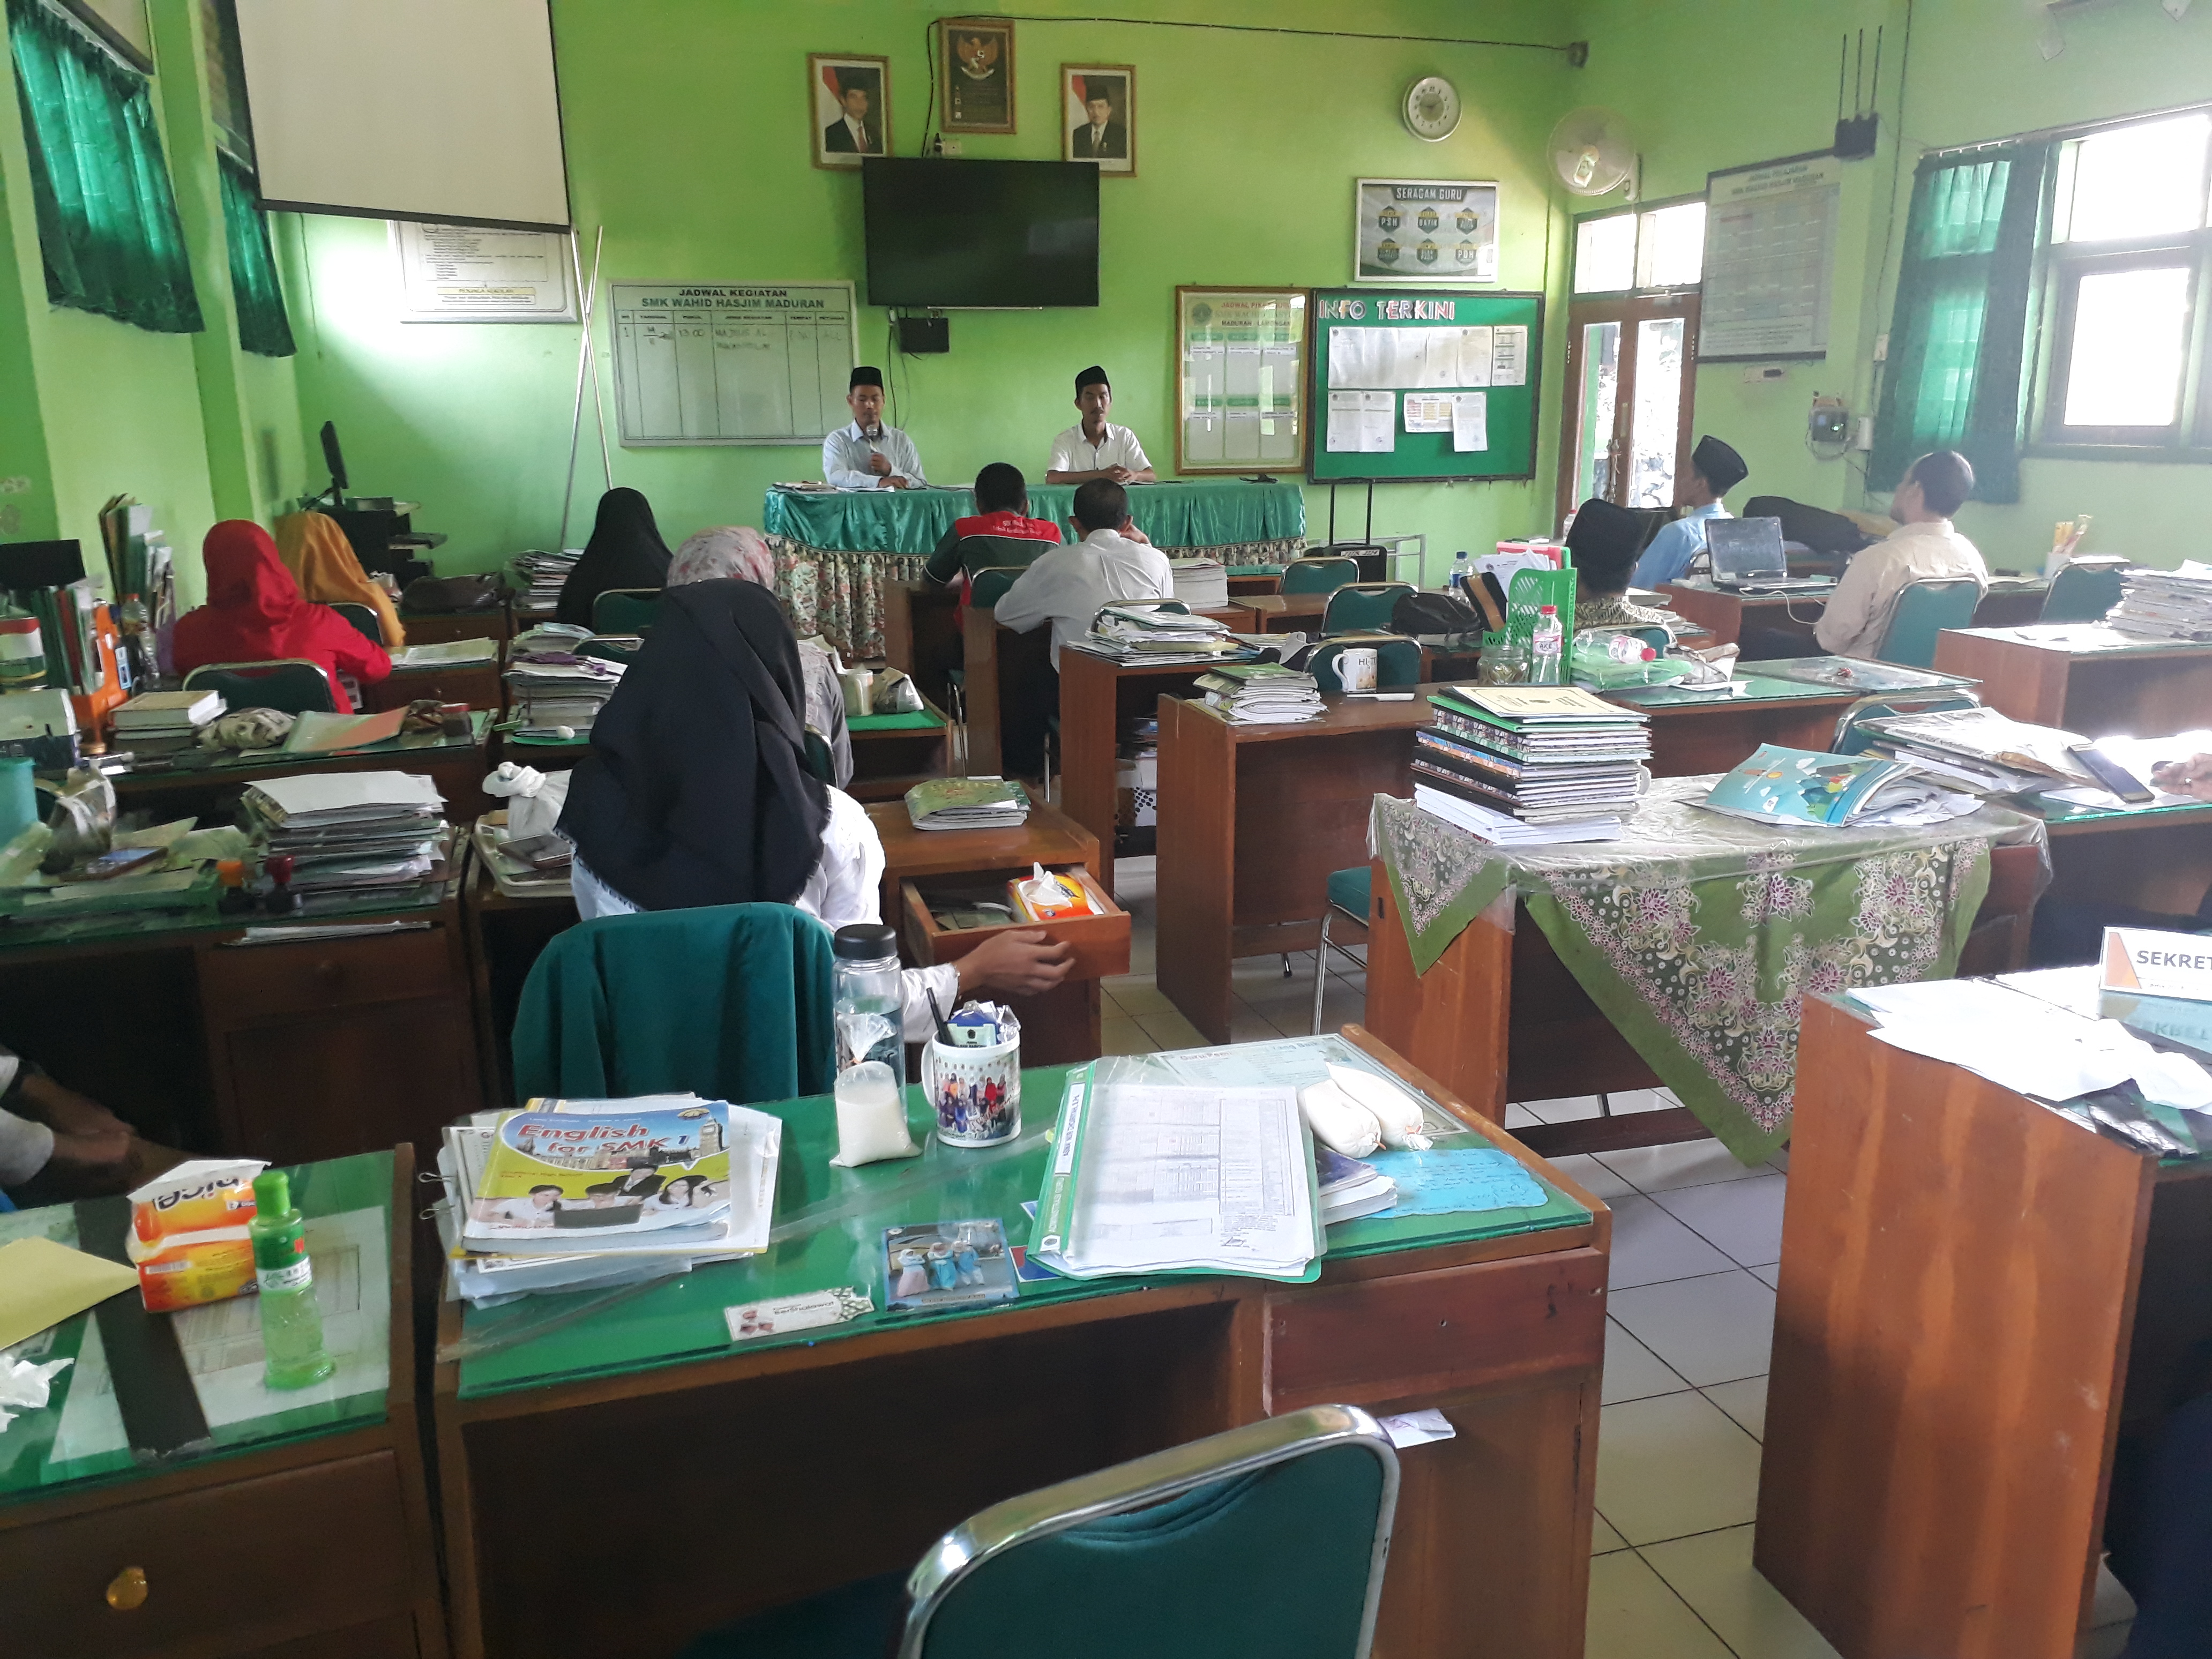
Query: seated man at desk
1569,498,1677,630
922,462,1062,586
1632,434,1748,589
993,479,1172,773
1814,449,1986,660
821,367,926,491
0,1042,172,1208
1045,367,1156,485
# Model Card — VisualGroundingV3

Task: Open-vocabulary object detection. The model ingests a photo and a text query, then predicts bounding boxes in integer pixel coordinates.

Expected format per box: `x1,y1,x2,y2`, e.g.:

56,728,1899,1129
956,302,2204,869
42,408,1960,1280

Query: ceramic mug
1337,646,1378,693
839,668,875,719
923,1023,1022,1148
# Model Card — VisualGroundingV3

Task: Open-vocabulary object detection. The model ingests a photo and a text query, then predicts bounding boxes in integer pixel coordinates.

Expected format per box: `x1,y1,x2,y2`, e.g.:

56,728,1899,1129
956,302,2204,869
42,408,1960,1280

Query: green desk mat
454,1036,1590,1399
1605,673,1862,709
848,708,947,733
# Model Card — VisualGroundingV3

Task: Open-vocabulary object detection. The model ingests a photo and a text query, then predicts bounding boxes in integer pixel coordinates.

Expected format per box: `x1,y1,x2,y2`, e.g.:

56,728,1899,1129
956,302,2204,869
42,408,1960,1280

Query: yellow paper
0,1235,140,1349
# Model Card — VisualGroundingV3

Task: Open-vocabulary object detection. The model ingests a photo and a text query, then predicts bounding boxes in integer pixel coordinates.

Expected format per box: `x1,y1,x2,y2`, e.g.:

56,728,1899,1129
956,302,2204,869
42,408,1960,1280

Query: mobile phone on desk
504,833,573,870
2069,741,2155,804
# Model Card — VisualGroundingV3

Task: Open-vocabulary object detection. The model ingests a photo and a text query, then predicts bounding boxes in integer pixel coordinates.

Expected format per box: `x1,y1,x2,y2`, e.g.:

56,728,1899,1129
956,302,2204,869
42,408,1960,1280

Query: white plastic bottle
1530,604,1565,684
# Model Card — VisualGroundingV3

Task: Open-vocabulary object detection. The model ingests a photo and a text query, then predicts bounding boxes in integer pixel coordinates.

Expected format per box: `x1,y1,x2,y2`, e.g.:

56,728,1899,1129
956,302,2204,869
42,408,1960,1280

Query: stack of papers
906,775,1029,831
1196,662,1323,724
510,549,579,611
506,653,625,738
1077,603,1249,664
1414,783,1621,845
111,689,223,755
1854,706,2095,795
439,1094,782,1306
393,638,498,669
1168,558,1230,610
1033,1075,1322,1281
2109,562,2212,642
1700,744,1980,828
1418,685,1649,827
241,771,450,906
1317,1146,1396,1224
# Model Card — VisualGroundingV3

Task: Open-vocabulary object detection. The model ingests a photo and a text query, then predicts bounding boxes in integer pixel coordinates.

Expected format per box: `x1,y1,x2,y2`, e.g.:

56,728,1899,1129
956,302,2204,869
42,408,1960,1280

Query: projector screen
234,0,570,230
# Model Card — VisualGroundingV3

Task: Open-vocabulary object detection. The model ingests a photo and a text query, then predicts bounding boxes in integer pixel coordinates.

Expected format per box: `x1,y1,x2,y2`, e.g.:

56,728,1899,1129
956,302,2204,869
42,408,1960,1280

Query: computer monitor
319,421,348,504
1707,517,1788,585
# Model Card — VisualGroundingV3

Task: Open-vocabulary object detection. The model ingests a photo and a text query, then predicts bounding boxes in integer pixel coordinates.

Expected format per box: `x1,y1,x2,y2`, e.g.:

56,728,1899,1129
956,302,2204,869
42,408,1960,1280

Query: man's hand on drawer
958,929,1074,998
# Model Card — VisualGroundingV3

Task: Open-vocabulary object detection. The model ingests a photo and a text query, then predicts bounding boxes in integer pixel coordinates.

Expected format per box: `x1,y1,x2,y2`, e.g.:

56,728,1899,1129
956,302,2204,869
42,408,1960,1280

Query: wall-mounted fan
1549,106,1635,197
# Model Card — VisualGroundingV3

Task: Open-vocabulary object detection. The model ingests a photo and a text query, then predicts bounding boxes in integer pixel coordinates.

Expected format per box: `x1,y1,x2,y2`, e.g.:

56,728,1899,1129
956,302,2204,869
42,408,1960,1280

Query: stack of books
505,653,625,738
2108,562,2212,642
1852,706,2094,795
1318,1147,1397,1224
1168,558,1230,609
111,689,223,756
1195,662,1323,724
906,775,1029,832
438,1094,782,1306
241,771,451,906
510,549,579,611
1077,603,1247,664
1416,685,1650,835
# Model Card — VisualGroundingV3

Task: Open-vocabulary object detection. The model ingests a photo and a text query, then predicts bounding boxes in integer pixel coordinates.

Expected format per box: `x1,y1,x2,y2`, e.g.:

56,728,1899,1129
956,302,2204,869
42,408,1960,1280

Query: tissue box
127,1158,265,1312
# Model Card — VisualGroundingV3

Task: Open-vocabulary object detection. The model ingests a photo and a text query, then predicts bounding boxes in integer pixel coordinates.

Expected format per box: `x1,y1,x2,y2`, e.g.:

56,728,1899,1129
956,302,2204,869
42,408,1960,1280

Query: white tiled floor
1092,856,2128,1659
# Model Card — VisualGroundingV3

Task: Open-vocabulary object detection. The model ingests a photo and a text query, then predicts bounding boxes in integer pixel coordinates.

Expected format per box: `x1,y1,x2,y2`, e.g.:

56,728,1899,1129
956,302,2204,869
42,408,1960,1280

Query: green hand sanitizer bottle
250,1170,334,1389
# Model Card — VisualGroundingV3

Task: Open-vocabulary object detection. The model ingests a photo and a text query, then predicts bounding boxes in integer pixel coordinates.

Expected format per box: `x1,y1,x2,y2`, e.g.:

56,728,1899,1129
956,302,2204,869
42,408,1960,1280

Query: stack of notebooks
1851,706,2094,795
438,1094,782,1306
241,771,450,906
1078,603,1248,664
1195,662,1323,724
906,775,1029,832
2108,562,2212,643
393,638,498,669
1318,1147,1397,1224
111,689,223,756
1415,685,1649,840
506,653,625,738
510,549,579,611
1168,558,1230,610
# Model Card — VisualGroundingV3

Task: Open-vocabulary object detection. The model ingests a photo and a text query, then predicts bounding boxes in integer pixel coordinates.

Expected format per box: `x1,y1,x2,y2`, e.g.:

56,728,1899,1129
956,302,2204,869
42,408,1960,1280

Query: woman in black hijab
556,486,672,628
559,580,1070,1025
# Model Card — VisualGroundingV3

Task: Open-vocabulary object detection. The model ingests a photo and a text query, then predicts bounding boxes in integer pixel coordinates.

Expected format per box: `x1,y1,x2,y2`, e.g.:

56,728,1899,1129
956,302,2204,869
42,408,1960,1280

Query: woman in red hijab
173,521,393,712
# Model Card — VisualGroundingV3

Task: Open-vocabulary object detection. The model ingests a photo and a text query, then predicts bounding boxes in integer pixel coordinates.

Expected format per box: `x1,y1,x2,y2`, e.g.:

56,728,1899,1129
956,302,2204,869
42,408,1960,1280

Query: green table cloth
1371,780,2049,1163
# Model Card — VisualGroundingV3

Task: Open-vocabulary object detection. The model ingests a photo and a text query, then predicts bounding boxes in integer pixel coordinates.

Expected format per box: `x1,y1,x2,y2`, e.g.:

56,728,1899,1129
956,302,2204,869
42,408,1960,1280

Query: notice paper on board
1403,394,1454,434
1489,326,1528,386
1327,390,1395,453
1452,392,1489,452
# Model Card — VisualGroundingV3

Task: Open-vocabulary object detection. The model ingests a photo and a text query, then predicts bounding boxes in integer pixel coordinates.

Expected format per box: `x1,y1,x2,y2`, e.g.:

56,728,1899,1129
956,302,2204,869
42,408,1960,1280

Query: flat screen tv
862,158,1098,309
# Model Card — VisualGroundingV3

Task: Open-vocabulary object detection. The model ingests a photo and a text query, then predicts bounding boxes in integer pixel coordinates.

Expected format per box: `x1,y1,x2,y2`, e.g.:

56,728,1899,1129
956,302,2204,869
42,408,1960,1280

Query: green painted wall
1570,0,2212,570
285,0,1580,581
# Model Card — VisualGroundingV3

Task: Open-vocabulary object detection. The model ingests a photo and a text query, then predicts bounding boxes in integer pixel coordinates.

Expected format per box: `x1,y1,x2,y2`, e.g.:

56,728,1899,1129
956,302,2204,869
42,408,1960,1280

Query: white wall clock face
1402,76,1461,142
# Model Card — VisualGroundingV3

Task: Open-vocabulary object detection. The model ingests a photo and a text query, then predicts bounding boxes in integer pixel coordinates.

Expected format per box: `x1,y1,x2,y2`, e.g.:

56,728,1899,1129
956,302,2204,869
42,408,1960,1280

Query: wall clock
1402,76,1461,142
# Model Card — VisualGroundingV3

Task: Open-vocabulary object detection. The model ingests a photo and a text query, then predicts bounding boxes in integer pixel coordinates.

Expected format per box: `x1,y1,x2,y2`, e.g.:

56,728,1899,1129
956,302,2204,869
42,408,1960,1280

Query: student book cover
471,1102,731,1236
1702,744,1908,827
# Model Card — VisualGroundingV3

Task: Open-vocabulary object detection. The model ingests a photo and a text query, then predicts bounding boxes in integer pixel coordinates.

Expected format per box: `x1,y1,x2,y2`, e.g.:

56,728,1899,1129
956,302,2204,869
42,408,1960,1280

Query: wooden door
1556,293,1701,528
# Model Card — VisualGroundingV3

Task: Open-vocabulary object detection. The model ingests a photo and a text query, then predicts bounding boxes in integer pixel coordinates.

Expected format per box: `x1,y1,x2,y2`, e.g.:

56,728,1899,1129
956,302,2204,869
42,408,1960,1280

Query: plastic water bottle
1449,550,1472,596
833,922,906,1075
250,1170,334,1391
1530,604,1565,684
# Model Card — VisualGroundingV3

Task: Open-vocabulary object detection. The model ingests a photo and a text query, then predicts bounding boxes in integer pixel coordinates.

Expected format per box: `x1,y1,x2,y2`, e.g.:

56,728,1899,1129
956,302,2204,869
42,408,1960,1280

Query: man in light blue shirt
821,366,927,491
1631,435,1748,589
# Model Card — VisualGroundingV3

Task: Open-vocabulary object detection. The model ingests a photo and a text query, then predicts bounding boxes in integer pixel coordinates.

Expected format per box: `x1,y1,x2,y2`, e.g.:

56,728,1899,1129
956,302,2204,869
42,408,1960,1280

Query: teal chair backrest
327,601,382,645
592,588,662,634
968,567,1027,608
1321,584,1412,635
905,1406,1399,1659
2040,562,2124,624
1306,637,1422,693
511,904,838,1104
182,659,338,715
1874,578,1982,668
1830,690,1983,756
1280,557,1359,596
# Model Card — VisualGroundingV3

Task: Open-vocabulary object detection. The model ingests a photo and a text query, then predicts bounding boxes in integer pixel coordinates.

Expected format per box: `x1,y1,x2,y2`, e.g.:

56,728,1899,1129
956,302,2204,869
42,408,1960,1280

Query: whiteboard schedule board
611,283,857,446
392,223,574,322
1699,153,1841,362
1176,288,1307,474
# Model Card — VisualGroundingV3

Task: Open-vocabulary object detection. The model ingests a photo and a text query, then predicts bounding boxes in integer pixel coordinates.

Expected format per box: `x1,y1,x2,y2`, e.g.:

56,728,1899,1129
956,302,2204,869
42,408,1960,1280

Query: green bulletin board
1307,288,1542,483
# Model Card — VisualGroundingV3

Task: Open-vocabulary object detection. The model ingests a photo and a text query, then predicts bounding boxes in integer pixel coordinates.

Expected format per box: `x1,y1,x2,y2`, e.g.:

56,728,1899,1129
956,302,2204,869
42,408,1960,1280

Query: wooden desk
434,1029,1610,1659
1757,983,2212,1659
1609,676,1865,775
1,1149,448,1659
399,604,512,646
959,604,1055,780
845,700,952,802
1230,593,1328,634
2039,794,2212,921
460,843,578,1108
1663,578,2049,657
362,655,505,716
881,579,962,707
113,713,496,825
1934,625,2212,735
1227,572,1281,597
1057,645,1213,896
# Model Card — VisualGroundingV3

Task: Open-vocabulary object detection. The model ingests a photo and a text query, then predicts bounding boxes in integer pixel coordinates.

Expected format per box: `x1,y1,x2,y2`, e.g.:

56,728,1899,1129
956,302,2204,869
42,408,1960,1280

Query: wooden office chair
182,659,338,716
1305,637,1421,694
2039,561,2125,624
1873,578,1982,669
1280,557,1360,596
1320,583,1413,635
680,1404,1400,1659
326,601,383,645
591,588,662,634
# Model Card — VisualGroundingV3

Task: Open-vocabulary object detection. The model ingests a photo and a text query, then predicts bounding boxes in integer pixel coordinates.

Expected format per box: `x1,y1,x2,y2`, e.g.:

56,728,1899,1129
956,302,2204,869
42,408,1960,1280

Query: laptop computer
1707,517,1829,591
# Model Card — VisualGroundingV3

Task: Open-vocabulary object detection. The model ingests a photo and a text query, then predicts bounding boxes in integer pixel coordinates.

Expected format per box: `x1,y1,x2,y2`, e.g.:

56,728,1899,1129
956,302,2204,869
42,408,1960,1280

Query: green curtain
5,0,201,333
1870,143,2049,502
218,152,293,356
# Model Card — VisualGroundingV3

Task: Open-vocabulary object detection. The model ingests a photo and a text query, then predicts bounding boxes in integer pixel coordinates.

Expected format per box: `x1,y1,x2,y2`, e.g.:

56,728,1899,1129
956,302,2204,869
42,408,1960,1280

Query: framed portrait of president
811,53,890,170
1062,65,1134,177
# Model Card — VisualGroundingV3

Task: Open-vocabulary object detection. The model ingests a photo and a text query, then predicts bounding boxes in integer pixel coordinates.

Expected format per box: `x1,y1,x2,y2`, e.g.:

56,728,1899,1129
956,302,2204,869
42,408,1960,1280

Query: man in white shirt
1814,450,1987,660
1045,366,1156,484
821,367,926,491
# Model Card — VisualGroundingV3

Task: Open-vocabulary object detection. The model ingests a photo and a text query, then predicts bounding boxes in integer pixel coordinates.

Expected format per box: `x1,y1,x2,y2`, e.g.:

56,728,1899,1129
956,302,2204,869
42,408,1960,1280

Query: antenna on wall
1834,26,1881,159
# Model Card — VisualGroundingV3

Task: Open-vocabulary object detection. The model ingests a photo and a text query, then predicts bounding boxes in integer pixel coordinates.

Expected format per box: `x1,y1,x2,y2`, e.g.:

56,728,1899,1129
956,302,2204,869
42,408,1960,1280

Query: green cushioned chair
1306,637,1421,694
967,567,1027,608
1829,690,1983,756
1873,578,1982,669
327,601,383,645
591,587,662,634
679,1404,1400,1659
2039,561,2125,624
1280,557,1360,596
182,659,338,715
1310,866,1373,1036
1320,582,1413,636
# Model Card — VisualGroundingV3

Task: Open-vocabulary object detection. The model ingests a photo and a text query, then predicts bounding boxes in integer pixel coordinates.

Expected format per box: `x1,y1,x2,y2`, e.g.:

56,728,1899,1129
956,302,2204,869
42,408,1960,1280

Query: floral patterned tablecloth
1370,781,2049,1163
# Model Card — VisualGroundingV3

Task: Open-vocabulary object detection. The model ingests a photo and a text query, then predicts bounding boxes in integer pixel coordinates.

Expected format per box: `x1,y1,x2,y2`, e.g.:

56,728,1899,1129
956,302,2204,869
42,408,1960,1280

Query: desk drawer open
901,870,1130,981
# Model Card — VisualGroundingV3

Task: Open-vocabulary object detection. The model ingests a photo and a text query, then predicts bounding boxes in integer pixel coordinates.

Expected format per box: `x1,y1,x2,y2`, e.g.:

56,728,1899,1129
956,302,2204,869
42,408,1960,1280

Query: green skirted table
1364,780,2049,1164
434,1030,1613,1659
761,480,1308,658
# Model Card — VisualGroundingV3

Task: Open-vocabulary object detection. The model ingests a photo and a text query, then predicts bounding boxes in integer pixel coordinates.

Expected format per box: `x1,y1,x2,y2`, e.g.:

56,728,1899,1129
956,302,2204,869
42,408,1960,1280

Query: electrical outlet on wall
1743,365,1788,384
1873,332,1888,362
930,136,962,156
